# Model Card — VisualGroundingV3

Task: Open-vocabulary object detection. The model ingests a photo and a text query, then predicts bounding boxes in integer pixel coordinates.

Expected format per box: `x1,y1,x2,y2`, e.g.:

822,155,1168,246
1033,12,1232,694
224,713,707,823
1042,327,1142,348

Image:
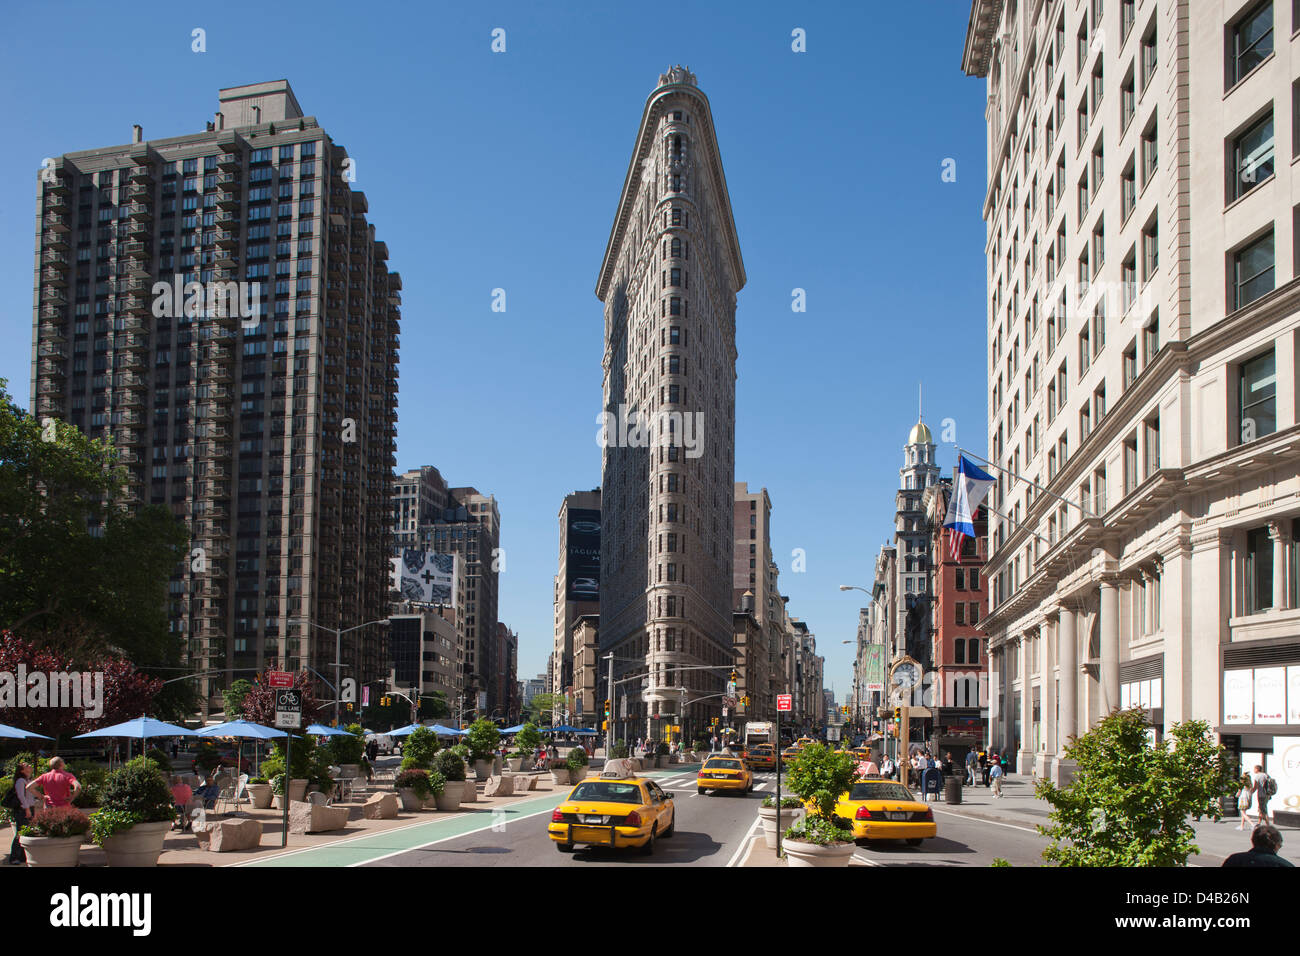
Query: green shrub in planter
269,774,286,795
449,743,471,764
21,805,90,839
90,757,175,846
761,795,803,809
403,726,440,769
566,747,589,774
425,770,446,799
326,724,366,766
145,748,172,772
785,744,860,826
394,769,433,799
516,723,542,753
466,719,500,764
783,815,853,846
250,776,269,786
610,740,630,759
693,740,709,752
656,742,669,756
509,750,531,761
70,765,108,809
433,750,466,782
260,757,285,781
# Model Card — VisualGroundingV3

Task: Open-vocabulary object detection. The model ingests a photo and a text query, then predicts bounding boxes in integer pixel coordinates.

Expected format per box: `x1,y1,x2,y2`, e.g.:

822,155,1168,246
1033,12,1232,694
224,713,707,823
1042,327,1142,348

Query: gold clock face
894,663,920,688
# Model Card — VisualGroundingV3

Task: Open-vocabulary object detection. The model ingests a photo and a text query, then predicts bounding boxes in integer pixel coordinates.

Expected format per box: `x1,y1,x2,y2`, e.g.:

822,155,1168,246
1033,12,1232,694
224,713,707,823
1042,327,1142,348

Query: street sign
722,708,728,718
274,688,302,729
777,694,792,712
268,671,293,689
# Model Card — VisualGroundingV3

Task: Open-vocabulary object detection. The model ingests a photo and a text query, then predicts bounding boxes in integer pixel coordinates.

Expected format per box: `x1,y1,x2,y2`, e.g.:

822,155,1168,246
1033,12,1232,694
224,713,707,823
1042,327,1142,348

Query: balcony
117,315,147,334
112,428,146,448
124,203,152,221
115,448,141,465
196,441,230,460
121,240,151,260
126,217,151,237
39,321,67,342
117,390,144,408
38,343,66,360
217,152,240,170
215,189,240,209
128,165,155,185
201,401,231,421
116,332,150,352
35,396,64,416
42,249,70,268
40,266,68,287
36,379,64,396
37,358,65,378
43,230,70,250
44,176,70,196
124,183,152,204
43,194,68,211
119,294,149,315
44,211,70,232
214,229,239,249
42,287,67,305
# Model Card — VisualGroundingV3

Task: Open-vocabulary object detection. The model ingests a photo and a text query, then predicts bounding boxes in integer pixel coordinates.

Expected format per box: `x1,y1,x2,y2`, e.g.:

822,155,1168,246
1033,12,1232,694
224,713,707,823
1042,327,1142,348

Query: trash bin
944,774,963,805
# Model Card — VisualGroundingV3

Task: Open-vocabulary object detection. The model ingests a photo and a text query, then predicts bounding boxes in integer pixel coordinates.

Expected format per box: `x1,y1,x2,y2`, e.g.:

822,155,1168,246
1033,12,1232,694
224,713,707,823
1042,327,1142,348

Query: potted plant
401,726,439,771
447,745,476,802
466,720,501,780
758,795,805,849
516,723,543,771
432,750,467,809
326,724,366,780
394,769,432,811
246,777,273,809
566,746,589,782
91,757,176,867
19,805,90,867
656,741,670,768
781,745,858,867
422,770,447,810
506,750,529,773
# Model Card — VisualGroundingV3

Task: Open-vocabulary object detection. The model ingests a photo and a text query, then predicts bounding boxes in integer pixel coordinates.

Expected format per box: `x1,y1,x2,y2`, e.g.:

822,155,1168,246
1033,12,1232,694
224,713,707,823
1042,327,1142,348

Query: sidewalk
928,775,1300,865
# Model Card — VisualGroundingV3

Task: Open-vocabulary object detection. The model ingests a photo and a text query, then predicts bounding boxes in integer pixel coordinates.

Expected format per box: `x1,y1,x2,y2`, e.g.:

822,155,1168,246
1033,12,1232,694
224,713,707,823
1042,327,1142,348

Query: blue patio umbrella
75,715,197,765
385,724,419,737
195,719,287,785
0,723,53,740
550,725,583,733
573,729,599,736
305,724,354,737
499,724,526,734
430,724,467,736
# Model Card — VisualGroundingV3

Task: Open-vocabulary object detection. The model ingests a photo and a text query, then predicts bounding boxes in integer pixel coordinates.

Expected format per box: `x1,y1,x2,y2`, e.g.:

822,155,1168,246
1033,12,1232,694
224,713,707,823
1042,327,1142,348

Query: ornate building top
658,65,697,87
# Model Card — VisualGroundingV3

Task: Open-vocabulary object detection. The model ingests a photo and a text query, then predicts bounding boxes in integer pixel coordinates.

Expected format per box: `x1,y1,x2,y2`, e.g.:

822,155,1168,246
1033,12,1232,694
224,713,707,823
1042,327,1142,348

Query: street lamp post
307,618,390,726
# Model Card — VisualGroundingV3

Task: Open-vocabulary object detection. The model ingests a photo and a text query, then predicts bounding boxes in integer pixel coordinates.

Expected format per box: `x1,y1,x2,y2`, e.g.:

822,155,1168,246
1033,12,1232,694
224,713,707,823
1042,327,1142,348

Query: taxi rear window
570,782,643,803
850,782,913,801
706,759,743,770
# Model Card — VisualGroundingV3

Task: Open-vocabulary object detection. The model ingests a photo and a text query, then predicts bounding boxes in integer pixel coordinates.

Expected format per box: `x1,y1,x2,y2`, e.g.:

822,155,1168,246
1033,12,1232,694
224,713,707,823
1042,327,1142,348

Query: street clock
890,657,922,691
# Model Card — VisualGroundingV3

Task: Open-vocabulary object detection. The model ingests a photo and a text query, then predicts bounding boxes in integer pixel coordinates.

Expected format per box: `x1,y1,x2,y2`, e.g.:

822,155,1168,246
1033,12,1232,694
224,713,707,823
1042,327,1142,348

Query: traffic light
602,720,608,730
604,699,611,719
893,707,901,721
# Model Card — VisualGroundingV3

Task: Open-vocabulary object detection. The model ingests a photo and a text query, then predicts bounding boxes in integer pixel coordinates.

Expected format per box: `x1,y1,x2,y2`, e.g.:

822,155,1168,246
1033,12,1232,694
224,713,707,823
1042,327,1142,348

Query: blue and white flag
942,455,996,561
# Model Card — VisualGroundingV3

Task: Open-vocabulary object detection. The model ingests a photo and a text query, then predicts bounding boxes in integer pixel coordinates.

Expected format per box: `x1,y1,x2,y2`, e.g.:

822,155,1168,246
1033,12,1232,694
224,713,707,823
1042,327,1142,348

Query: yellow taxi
795,736,815,748
850,748,875,763
779,746,802,768
829,777,936,846
549,771,675,855
743,745,776,771
696,755,754,795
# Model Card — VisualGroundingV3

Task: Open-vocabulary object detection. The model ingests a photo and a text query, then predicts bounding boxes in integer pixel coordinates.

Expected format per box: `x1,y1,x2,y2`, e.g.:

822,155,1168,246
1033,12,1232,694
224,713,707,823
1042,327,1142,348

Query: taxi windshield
850,782,913,802
570,782,643,803
706,759,743,770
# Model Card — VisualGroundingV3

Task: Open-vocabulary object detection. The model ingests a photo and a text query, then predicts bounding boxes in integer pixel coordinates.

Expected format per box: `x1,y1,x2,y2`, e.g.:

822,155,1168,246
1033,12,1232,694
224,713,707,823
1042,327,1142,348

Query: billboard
565,508,601,601
863,644,885,692
390,550,457,606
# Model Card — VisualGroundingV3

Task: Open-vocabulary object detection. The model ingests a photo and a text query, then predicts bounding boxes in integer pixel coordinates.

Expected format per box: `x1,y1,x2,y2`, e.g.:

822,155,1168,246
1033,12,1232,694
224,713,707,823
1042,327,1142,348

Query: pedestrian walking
978,749,990,787
1222,825,1294,868
1236,773,1257,830
880,755,895,780
964,749,977,786
5,762,37,864
990,760,1004,797
1251,764,1275,824
27,756,80,809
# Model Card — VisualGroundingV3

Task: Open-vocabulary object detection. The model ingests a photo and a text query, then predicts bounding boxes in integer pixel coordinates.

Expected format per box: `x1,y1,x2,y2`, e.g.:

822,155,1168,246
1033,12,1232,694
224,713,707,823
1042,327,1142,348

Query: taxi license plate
886,812,910,820
580,814,607,824
573,826,612,844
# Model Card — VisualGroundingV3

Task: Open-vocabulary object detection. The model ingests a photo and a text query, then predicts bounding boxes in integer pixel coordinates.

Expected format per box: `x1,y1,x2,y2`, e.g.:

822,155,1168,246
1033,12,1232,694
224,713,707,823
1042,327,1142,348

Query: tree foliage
786,744,861,822
239,670,325,729
0,631,163,742
402,726,440,769
0,381,190,713
222,679,253,719
465,718,500,762
1035,709,1237,866
515,722,542,753
524,692,566,725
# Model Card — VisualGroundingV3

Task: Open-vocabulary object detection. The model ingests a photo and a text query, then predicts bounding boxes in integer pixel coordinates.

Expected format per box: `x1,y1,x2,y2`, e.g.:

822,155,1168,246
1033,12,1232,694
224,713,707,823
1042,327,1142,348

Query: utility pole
605,652,614,761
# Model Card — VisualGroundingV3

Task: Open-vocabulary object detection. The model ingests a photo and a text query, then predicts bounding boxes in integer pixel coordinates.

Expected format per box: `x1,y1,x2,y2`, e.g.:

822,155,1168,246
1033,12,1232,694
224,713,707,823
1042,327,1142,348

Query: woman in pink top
29,756,81,808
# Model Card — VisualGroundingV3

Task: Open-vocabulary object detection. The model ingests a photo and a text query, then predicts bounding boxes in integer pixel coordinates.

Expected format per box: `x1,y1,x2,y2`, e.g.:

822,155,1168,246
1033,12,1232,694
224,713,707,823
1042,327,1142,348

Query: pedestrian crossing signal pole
775,702,782,857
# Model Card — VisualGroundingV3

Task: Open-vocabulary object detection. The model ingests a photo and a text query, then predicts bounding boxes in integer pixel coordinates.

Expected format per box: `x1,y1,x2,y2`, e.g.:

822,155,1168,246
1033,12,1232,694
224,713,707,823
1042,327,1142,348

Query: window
1231,231,1274,310
1093,219,1105,268
1122,248,1137,311
1141,120,1158,184
1080,402,1092,441
1123,342,1138,389
955,639,966,663
1121,0,1136,40
1143,413,1160,476
1229,112,1274,201
1142,219,1159,281
1141,24,1157,87
1229,2,1273,88
1240,349,1277,441
1095,383,1107,422
1092,144,1105,191
1245,526,1273,613
1092,62,1104,110
1143,314,1159,362
1121,157,1136,220
1079,327,1092,374
1121,68,1136,130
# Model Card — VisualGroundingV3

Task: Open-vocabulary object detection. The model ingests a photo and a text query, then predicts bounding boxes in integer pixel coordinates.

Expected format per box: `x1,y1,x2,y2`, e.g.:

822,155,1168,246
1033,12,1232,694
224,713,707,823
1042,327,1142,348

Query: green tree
401,726,439,769
786,743,860,823
222,679,253,719
516,722,542,753
524,693,566,725
465,718,500,763
1036,709,1237,866
0,380,191,714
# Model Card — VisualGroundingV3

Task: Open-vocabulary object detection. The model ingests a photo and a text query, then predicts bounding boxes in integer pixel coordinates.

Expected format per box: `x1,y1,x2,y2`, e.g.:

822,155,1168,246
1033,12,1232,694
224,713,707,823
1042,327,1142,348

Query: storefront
1216,639,1300,818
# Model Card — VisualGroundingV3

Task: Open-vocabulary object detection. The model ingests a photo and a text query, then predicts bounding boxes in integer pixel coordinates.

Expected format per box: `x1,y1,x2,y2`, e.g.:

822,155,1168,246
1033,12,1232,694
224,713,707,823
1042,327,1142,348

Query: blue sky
0,1,990,695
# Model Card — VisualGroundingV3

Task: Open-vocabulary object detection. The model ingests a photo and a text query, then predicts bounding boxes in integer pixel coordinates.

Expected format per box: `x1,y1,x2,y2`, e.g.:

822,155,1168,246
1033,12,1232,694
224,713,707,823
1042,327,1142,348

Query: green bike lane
239,765,703,868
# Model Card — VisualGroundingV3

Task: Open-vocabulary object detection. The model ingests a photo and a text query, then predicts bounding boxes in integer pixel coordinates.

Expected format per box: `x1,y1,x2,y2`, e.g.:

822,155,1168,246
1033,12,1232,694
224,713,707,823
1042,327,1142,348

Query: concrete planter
758,805,805,849
18,833,84,867
397,788,424,811
492,756,503,774
783,837,856,868
567,764,589,781
273,779,309,810
101,819,173,868
474,759,493,781
460,779,477,803
434,780,465,811
506,758,525,773
655,755,668,768
246,784,273,809
550,768,571,787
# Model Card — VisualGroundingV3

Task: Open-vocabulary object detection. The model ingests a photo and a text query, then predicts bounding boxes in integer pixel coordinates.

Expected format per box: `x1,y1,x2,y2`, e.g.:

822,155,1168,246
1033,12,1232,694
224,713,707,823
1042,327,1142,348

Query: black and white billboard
390,550,457,606
565,508,601,601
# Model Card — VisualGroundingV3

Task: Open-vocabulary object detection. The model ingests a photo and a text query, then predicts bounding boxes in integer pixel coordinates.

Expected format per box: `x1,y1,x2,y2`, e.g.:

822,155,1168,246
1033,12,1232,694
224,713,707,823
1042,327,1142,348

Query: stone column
1139,569,1153,636
1018,631,1034,774
1038,613,1058,779
1099,578,1121,716
1270,521,1290,611
988,643,1000,750
1052,605,1077,785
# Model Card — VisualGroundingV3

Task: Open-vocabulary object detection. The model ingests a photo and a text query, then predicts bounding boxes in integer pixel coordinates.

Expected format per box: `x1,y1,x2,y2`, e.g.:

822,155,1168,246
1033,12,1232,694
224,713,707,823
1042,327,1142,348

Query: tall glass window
1244,526,1273,613
1229,2,1273,87
1232,232,1274,310
1230,113,1274,200
1239,349,1276,441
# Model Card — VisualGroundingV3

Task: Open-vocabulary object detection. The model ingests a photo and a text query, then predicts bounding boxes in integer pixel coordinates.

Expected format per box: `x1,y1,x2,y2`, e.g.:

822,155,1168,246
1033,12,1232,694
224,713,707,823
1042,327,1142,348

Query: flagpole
956,447,1099,519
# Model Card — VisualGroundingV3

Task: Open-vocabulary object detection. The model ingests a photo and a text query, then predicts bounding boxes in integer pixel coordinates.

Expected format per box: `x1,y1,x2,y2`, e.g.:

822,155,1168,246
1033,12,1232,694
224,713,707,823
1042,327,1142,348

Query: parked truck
744,721,775,750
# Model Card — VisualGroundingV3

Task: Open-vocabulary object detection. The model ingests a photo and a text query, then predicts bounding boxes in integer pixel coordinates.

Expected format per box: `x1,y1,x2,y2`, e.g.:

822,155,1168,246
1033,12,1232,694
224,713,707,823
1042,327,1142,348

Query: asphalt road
364,767,771,867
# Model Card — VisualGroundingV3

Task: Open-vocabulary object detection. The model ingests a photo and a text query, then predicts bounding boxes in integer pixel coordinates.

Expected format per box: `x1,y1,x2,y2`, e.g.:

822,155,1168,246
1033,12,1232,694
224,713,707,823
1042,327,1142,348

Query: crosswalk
652,770,779,796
